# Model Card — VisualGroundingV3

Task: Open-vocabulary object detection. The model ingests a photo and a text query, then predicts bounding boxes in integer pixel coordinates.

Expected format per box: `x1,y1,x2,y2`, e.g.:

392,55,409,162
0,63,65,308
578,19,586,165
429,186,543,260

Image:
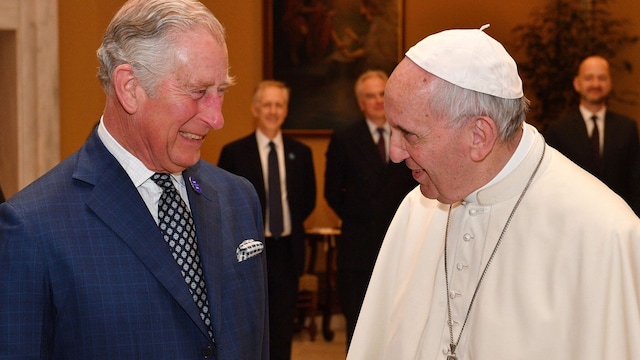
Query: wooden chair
295,273,319,340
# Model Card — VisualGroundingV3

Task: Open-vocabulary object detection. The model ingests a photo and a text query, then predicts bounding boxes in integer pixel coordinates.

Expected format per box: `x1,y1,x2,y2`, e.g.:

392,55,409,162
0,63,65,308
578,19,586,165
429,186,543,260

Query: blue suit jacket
0,131,269,359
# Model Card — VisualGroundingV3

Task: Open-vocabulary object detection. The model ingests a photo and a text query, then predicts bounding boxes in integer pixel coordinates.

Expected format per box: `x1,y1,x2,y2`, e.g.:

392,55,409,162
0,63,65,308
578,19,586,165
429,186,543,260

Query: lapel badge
189,176,202,194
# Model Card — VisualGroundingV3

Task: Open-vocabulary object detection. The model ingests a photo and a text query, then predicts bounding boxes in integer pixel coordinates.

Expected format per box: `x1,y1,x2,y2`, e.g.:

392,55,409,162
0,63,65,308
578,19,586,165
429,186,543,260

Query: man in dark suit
546,55,640,215
218,80,316,360
0,1,268,358
324,70,417,349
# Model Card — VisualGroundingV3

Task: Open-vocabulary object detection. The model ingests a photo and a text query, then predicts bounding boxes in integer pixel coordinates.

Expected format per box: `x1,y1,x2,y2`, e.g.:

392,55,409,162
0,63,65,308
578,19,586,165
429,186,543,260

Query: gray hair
97,0,227,96
425,76,530,142
252,80,290,105
354,70,388,98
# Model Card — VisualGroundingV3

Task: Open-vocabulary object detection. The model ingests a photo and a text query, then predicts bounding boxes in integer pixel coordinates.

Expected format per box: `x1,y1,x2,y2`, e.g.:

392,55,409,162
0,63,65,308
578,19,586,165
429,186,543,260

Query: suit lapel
245,137,266,211
568,111,593,155
601,113,621,163
183,166,223,340
354,121,387,169
283,138,297,193
77,133,211,339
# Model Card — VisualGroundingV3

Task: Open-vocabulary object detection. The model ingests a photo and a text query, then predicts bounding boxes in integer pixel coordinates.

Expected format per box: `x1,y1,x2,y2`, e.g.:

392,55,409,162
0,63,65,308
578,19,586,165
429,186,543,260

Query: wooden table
304,227,341,341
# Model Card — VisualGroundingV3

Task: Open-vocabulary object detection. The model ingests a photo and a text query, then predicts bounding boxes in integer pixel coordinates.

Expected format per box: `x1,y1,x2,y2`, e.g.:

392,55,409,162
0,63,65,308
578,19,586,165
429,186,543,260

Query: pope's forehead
387,59,433,94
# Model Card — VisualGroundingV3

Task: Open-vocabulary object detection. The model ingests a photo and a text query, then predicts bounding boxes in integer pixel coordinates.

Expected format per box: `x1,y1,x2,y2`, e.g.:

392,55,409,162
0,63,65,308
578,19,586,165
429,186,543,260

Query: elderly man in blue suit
0,0,269,358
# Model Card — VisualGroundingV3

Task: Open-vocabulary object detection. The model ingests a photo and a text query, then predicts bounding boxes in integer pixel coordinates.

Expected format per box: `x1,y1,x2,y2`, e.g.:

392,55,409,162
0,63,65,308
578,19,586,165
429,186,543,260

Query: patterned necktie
590,115,602,173
377,127,387,163
268,142,284,238
151,173,214,340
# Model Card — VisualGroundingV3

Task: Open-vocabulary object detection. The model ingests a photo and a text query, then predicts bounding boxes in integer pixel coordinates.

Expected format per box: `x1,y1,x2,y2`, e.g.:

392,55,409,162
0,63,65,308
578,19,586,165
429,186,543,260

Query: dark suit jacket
217,133,316,276
325,120,417,273
545,109,640,214
0,131,269,359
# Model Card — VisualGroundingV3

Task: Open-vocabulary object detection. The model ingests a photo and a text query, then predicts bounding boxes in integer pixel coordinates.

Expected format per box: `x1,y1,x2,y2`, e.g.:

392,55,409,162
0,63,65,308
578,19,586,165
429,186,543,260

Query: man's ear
112,64,140,114
469,116,498,161
572,76,580,92
250,103,259,118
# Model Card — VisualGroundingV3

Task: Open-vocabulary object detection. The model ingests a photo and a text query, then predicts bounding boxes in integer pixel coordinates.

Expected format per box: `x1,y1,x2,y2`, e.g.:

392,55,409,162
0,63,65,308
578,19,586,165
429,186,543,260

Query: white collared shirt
365,119,390,162
96,117,190,224
255,130,291,237
579,105,605,154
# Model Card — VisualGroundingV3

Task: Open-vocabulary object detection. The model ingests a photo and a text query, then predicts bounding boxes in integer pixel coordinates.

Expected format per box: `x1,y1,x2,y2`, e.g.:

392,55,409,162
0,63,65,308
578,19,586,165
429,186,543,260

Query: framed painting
263,0,404,135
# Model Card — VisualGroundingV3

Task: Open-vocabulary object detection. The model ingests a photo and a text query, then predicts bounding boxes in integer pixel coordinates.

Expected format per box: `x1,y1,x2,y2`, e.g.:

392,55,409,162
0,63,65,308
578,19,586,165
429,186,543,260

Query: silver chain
444,144,546,358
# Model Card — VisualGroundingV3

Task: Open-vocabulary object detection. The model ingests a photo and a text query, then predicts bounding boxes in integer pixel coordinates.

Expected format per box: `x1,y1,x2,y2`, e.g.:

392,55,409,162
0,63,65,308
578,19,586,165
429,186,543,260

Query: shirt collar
365,118,389,135
256,129,283,149
464,122,537,204
96,117,183,187
579,105,606,122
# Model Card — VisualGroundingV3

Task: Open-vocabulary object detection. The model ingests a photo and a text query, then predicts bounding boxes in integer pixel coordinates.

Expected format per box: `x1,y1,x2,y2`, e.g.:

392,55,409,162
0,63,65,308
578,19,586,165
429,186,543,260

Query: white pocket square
236,239,264,262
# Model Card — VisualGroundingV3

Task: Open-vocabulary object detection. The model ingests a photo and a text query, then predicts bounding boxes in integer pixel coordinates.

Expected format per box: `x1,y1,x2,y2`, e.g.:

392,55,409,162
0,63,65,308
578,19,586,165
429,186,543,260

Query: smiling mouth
180,131,204,140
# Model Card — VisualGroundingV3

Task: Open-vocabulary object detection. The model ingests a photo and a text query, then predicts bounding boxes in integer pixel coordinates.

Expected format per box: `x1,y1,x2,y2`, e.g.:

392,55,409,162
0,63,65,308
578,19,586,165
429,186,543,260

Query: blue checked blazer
0,131,269,359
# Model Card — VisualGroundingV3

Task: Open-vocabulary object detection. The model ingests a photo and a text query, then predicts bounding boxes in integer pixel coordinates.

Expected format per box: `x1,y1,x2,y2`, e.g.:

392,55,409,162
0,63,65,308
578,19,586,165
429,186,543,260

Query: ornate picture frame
263,0,404,135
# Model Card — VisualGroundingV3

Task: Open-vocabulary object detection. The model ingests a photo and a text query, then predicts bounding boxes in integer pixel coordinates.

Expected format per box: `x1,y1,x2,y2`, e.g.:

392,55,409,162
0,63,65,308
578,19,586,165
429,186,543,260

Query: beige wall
1,0,59,198
57,0,640,228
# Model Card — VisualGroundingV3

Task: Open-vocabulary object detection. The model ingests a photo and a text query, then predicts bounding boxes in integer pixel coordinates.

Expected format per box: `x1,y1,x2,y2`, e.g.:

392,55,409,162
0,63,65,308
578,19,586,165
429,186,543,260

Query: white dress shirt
366,119,390,162
579,105,605,154
97,117,190,224
255,130,292,237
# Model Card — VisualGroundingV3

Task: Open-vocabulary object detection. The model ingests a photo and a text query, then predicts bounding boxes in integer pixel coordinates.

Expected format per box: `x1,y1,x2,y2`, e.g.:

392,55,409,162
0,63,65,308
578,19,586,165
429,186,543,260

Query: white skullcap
405,24,523,99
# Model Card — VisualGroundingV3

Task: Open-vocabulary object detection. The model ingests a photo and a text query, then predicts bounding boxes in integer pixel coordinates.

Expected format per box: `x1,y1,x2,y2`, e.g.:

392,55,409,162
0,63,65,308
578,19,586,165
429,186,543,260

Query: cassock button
201,345,214,359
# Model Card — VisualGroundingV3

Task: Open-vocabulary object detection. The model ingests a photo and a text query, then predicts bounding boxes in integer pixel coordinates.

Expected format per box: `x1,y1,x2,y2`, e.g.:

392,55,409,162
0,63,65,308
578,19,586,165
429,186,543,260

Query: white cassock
347,124,640,360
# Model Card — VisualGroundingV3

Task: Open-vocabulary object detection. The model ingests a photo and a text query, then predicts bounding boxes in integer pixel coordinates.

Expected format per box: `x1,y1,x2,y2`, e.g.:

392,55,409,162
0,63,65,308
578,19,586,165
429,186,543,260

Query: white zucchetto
405,24,524,99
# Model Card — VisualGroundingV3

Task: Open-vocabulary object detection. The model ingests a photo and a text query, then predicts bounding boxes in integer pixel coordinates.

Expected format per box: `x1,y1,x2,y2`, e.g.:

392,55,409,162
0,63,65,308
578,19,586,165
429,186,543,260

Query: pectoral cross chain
447,344,458,360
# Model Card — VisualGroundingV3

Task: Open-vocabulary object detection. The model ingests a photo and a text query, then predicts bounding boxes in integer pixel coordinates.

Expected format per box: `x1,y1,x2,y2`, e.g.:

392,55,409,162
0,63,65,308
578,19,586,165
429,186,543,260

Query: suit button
201,345,214,358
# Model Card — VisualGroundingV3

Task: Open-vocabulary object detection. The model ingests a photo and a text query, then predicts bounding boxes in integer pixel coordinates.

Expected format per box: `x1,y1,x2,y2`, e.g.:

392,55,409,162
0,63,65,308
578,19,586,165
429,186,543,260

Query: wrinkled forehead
387,58,434,99
385,59,436,121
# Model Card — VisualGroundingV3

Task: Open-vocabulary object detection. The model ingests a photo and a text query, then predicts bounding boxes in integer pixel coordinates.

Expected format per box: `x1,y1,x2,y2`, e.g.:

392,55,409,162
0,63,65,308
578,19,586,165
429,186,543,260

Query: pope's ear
469,116,498,161
112,64,140,114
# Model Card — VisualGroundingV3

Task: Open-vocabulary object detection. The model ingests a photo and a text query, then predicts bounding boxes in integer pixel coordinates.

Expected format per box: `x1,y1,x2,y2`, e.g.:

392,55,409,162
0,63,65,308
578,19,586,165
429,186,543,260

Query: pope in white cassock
346,25,640,360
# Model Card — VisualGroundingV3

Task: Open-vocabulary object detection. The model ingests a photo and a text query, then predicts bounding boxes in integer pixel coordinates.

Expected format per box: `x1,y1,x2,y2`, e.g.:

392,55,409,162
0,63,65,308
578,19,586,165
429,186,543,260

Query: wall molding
0,0,59,197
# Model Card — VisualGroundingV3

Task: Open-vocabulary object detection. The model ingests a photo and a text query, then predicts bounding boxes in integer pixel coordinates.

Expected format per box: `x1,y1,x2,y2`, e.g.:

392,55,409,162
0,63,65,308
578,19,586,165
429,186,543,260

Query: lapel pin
288,152,296,160
189,176,202,194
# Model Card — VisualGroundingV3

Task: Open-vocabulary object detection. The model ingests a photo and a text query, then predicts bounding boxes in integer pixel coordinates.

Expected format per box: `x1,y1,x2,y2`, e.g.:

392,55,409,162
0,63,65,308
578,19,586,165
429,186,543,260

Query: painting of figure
266,0,402,132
